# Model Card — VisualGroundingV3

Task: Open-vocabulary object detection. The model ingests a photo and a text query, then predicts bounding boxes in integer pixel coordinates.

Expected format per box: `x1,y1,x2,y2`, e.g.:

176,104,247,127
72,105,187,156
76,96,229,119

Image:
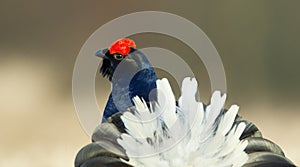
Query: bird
75,38,295,167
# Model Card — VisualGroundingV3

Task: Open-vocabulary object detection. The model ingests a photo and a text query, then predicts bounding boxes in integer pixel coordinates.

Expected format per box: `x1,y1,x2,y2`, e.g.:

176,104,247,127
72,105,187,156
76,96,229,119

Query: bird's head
95,38,149,82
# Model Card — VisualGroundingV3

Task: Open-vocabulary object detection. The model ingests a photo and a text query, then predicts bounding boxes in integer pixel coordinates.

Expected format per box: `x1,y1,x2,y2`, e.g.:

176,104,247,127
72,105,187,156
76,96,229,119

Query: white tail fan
117,77,248,167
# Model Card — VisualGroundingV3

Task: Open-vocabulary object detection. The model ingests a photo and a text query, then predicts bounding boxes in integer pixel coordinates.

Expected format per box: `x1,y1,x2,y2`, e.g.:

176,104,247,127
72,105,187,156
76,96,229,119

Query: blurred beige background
0,0,299,166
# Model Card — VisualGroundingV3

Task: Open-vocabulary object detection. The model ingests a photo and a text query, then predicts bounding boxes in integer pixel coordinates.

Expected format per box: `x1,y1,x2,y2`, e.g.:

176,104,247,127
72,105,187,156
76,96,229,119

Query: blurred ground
0,0,299,166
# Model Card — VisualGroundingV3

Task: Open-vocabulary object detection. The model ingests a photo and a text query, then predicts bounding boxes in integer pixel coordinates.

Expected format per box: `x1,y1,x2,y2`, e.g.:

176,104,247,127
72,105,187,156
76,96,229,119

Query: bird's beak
95,48,108,58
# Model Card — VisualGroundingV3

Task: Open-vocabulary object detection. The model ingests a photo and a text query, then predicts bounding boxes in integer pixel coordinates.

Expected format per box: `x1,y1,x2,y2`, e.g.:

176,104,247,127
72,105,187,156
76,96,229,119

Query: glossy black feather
244,152,295,167
100,58,113,80
80,157,132,167
245,137,285,156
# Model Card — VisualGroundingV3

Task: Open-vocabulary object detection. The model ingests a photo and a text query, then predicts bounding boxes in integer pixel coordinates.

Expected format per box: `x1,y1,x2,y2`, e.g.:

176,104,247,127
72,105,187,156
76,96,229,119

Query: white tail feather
157,78,177,129
118,77,248,167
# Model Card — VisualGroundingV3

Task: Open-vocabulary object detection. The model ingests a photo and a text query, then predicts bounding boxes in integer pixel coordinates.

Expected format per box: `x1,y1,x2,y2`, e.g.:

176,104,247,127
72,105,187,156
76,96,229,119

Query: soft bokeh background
0,0,299,166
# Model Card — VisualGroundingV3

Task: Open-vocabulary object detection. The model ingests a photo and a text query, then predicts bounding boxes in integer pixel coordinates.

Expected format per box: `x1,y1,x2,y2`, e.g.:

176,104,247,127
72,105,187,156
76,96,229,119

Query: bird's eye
114,54,124,60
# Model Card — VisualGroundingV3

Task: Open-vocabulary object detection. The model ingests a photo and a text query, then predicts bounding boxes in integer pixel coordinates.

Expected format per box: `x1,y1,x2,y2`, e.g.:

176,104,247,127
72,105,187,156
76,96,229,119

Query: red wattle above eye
108,38,136,56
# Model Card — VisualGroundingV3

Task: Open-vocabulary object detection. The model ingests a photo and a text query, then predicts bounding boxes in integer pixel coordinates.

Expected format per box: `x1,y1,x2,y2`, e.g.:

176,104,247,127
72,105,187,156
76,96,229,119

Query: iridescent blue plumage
102,67,157,122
